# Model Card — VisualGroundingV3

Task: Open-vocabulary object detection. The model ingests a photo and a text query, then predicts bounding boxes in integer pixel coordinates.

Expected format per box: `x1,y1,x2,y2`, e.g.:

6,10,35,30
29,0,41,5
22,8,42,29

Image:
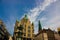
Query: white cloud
27,0,58,22
44,14,60,31
42,0,60,31
40,17,47,21
20,0,59,34
24,0,58,34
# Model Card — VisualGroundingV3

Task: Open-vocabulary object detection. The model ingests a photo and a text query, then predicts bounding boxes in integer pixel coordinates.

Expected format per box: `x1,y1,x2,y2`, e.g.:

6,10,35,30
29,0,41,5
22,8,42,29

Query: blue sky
0,0,60,35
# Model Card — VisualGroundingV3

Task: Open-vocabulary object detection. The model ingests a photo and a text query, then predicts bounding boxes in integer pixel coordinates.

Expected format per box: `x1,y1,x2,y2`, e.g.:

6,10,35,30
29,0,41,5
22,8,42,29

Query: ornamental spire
38,20,42,32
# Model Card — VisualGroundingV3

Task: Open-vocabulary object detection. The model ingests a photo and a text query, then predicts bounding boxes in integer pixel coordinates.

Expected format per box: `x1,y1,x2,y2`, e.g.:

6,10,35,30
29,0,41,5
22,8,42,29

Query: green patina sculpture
24,14,28,20
16,20,19,23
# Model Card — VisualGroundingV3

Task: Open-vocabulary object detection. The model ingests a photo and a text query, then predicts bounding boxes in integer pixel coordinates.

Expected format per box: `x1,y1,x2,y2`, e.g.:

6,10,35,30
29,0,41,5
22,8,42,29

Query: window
18,25,23,30
0,34,1,37
20,25,23,27
28,26,31,33
17,38,22,40
24,33,26,36
28,26,30,29
25,25,26,27
28,30,30,33
28,34,30,37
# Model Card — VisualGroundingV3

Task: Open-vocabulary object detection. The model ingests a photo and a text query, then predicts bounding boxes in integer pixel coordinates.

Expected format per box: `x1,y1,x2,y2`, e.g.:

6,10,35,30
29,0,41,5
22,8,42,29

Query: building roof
35,28,54,37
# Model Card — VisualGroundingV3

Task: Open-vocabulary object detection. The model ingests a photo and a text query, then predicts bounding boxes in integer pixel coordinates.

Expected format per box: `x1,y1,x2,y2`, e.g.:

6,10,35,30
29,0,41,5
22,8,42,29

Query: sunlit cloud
0,0,60,35
24,0,59,34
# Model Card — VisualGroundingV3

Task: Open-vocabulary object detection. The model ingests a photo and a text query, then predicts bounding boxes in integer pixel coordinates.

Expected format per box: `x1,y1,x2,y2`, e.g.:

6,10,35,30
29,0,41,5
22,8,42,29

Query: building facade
54,32,60,40
13,15,34,40
34,29,55,40
57,27,60,35
0,20,10,40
